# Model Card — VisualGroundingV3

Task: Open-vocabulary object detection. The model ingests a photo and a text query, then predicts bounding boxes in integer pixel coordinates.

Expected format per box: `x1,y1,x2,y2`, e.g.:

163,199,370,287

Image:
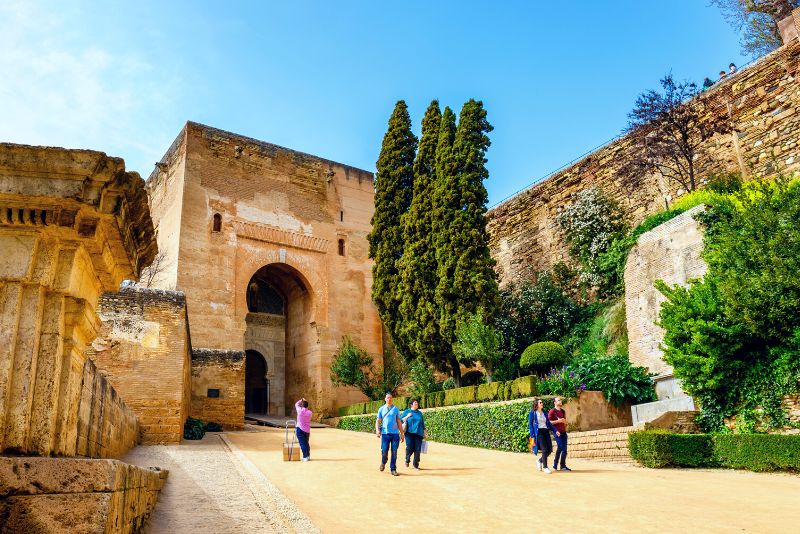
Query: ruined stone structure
0,144,166,532
488,38,800,286
146,122,382,419
90,288,193,444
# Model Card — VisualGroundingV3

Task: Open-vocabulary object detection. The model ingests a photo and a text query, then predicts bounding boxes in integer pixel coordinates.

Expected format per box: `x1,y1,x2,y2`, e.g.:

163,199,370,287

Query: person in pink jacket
295,398,313,461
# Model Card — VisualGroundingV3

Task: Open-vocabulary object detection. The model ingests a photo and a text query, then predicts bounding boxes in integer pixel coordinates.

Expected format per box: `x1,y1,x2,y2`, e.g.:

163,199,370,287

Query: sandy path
124,432,317,533
227,427,800,533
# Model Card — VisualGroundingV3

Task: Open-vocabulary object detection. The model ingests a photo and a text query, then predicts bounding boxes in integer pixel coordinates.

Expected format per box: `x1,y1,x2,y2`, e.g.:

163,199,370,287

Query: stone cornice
233,219,328,253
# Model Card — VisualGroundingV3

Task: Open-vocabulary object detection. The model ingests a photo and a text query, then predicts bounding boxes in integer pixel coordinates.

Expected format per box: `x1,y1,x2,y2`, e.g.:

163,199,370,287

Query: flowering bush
538,366,586,399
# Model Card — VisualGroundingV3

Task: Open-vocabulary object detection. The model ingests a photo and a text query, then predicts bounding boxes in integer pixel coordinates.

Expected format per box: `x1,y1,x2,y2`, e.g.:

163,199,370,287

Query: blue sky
1,1,747,206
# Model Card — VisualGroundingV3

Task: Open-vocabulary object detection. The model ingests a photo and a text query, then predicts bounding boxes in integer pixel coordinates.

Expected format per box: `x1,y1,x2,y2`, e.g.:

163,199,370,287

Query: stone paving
124,430,317,533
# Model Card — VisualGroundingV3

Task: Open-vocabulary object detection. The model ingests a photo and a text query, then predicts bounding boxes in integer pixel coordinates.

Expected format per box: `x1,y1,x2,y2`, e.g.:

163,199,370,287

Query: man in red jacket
548,397,571,471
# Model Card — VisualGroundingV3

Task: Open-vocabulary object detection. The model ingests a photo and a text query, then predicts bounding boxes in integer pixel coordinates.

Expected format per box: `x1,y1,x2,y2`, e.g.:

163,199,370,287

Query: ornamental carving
233,219,328,253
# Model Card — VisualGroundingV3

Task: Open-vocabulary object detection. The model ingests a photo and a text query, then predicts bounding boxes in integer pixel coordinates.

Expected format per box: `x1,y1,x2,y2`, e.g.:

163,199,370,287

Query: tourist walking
401,399,426,470
375,392,404,476
528,398,557,474
548,397,571,471
295,398,312,462
729,62,737,74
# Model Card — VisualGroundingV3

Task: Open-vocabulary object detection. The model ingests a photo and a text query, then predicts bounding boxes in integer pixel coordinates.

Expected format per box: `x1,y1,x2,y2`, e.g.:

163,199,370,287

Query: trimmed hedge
337,397,555,452
713,434,800,472
629,430,800,472
627,430,715,468
337,375,539,416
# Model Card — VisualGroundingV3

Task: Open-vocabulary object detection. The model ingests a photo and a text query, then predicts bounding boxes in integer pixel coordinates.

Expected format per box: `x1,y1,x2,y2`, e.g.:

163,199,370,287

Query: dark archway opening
245,349,269,415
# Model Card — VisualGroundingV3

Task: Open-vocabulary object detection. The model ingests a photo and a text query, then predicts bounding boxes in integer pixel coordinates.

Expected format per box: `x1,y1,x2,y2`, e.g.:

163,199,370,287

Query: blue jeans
381,433,400,471
405,432,423,468
295,427,310,459
553,431,568,468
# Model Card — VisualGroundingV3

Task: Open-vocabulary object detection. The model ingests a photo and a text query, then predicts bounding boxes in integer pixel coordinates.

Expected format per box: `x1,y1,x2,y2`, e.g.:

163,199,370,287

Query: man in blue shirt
375,392,405,476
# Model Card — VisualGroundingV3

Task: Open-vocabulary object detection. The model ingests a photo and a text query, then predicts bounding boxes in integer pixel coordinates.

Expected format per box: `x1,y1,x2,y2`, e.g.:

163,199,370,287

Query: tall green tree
368,101,417,358
398,100,443,365
433,100,499,385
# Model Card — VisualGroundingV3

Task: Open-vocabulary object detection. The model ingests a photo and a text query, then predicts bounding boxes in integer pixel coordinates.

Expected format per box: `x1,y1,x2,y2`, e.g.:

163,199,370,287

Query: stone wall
624,205,707,378
191,349,245,429
0,457,167,533
565,391,632,432
90,288,192,444
488,39,800,286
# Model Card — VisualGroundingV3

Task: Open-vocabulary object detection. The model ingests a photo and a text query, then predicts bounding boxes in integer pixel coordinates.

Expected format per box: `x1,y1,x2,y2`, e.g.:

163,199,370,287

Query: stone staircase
568,425,637,463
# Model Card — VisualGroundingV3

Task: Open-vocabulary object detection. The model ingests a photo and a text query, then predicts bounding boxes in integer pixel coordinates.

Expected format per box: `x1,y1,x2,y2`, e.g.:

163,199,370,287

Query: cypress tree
368,101,418,359
430,106,461,379
398,100,443,365
434,100,499,385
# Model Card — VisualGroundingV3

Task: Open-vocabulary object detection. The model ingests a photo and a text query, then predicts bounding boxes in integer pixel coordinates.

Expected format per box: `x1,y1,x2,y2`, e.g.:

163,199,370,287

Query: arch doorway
244,263,313,416
245,350,269,415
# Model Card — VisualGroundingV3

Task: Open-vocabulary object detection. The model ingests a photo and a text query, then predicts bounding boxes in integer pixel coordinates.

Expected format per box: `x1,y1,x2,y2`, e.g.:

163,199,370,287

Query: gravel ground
124,431,319,534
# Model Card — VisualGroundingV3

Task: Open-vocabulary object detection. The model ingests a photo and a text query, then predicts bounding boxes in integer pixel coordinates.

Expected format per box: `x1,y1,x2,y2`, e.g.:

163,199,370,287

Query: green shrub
520,342,568,373
338,397,555,452
571,355,656,406
628,430,716,468
441,377,455,390
183,417,206,440
629,431,800,472
444,386,477,406
713,434,800,472
407,358,440,398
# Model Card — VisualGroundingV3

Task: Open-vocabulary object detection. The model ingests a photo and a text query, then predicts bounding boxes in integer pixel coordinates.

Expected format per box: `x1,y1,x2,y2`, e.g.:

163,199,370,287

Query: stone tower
146,122,382,419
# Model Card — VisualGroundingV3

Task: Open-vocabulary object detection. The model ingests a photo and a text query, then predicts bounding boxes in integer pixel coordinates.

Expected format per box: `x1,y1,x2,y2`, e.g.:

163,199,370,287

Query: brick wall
488,40,800,286
624,205,708,377
191,349,245,429
90,288,192,444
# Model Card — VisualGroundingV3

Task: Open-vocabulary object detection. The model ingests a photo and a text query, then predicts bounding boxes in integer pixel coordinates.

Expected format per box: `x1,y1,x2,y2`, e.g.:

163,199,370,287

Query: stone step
560,425,637,463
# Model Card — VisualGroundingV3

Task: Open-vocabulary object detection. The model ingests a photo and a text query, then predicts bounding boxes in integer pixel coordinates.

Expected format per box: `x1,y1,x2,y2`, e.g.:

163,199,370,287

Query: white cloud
0,1,180,177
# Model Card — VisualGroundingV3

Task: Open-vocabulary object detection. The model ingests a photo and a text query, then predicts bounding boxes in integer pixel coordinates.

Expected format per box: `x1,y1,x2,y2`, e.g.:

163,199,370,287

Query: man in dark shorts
548,396,571,471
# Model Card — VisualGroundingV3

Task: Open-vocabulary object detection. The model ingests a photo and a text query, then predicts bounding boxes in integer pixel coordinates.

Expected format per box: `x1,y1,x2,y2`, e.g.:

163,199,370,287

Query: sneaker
413,466,420,470
379,464,385,472
536,459,542,471
560,466,572,472
391,470,399,476
301,457,309,462
543,467,552,474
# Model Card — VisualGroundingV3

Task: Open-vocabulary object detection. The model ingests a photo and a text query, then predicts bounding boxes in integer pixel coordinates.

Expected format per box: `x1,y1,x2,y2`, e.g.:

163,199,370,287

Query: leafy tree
453,313,504,382
329,336,381,399
496,273,582,360
368,101,417,359
407,358,441,399
713,0,799,57
433,100,499,385
658,178,800,430
398,100,444,364
618,74,731,195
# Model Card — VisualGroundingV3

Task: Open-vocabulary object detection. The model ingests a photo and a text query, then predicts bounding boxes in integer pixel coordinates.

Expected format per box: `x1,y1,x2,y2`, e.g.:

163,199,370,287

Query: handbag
420,440,429,454
529,437,539,455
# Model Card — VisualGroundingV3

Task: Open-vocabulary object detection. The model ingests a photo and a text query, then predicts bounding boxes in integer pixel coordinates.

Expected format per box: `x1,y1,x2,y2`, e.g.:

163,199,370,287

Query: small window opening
340,210,344,222
207,388,220,398
338,238,345,256
212,213,222,232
